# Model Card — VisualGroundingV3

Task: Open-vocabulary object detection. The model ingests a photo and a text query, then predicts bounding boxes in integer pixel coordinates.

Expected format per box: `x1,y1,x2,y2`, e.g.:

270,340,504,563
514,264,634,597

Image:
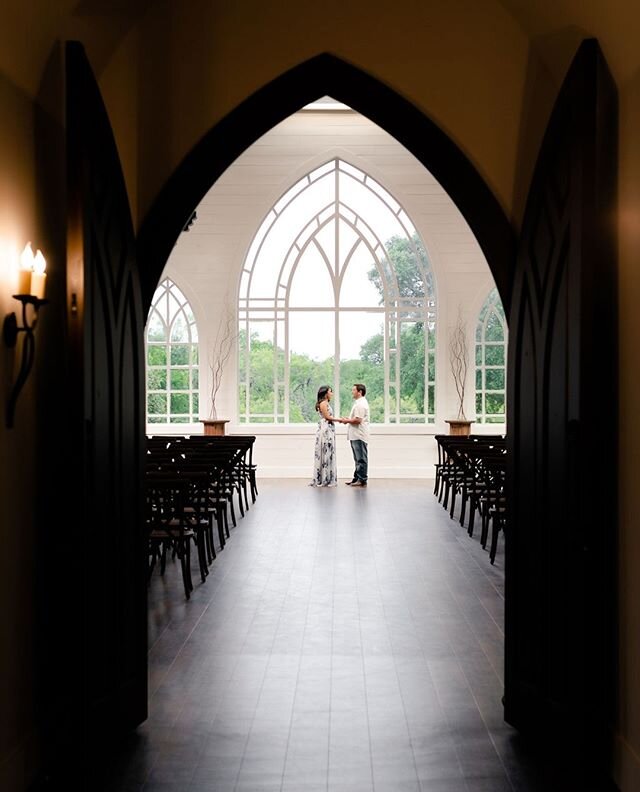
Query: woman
310,385,342,487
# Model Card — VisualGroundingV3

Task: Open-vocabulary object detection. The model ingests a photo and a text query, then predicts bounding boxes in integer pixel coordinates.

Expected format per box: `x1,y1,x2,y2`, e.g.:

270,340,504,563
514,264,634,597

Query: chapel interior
0,2,638,791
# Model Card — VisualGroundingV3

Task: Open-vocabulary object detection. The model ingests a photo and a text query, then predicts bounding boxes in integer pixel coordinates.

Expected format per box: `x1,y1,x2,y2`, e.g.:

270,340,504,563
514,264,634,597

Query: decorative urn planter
445,419,474,436
200,418,230,436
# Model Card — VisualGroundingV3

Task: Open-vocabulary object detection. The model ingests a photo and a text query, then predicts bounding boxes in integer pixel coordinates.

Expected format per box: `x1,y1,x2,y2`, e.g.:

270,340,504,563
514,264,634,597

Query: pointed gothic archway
136,53,516,315
135,46,617,783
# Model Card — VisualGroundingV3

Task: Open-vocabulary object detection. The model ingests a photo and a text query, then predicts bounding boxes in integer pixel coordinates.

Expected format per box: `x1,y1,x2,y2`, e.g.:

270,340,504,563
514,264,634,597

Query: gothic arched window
475,288,507,423
146,278,199,424
238,158,436,424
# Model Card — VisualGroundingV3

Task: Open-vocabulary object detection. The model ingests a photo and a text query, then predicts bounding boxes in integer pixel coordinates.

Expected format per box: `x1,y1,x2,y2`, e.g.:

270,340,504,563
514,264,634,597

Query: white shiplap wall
154,110,505,477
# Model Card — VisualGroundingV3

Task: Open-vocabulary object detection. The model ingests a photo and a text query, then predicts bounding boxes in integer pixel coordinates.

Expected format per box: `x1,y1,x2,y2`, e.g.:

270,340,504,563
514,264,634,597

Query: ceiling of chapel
499,0,640,84
2,2,640,120
0,0,159,98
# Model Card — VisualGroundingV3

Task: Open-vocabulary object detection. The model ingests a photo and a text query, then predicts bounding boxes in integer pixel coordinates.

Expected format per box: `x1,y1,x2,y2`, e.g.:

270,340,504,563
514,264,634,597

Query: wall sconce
3,243,48,428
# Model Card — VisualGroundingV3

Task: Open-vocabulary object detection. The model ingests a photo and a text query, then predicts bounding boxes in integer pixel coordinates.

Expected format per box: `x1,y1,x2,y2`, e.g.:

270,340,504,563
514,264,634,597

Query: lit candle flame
33,249,46,274
20,242,34,271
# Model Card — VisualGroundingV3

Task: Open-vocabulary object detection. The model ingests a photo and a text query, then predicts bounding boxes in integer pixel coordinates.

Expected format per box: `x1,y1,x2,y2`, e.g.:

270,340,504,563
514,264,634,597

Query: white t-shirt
347,396,370,443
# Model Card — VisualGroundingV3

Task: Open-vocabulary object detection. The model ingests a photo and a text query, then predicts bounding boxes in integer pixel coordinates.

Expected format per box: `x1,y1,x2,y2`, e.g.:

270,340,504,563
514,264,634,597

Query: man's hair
354,383,366,396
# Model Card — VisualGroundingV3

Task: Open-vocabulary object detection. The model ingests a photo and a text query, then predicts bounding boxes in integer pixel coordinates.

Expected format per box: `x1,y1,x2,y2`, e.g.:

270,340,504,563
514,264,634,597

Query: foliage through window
146,278,199,424
475,288,507,423
238,159,436,424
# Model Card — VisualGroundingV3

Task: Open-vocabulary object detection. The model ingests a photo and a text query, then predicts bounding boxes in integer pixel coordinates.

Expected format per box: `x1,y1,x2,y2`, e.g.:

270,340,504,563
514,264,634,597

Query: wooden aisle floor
101,479,553,792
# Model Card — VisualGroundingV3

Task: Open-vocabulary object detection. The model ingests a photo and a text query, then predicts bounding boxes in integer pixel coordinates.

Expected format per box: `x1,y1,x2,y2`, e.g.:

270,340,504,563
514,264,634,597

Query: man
342,383,370,487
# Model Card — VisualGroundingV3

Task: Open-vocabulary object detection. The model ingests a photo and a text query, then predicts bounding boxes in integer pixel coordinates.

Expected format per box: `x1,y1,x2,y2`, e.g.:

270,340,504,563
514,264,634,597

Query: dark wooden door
65,40,147,741
505,39,617,779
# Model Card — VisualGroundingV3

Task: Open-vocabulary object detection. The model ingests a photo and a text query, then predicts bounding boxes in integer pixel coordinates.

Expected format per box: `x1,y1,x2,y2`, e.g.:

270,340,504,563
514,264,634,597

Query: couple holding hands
310,383,370,488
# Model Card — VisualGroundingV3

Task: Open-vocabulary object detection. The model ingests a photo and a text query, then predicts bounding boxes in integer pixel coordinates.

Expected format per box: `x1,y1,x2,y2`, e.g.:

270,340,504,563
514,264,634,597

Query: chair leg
449,484,457,519
237,483,245,517
160,541,168,575
205,515,216,563
217,507,227,548
459,487,467,525
490,515,501,565
229,493,237,528
442,480,450,510
467,498,476,537
242,479,250,512
223,505,229,539
480,496,496,549
180,541,192,599
196,530,208,583
147,546,157,583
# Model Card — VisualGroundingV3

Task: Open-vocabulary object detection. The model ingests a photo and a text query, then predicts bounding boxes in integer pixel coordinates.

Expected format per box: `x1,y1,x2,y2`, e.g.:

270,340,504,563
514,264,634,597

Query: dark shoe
345,479,358,485
351,480,367,487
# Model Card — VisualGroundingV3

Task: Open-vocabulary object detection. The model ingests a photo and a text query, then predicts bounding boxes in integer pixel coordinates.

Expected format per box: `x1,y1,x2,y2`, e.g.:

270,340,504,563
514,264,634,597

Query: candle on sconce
17,242,34,295
30,249,47,299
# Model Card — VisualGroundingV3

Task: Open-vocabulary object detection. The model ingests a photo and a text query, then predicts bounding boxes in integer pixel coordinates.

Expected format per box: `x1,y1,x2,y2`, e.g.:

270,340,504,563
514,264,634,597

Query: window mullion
395,316,401,422
334,164,340,417
424,310,428,425
384,309,389,422
284,310,290,423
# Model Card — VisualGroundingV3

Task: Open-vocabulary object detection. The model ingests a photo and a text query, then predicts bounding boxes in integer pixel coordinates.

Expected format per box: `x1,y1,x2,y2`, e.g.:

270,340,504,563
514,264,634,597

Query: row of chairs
145,434,257,598
434,434,507,563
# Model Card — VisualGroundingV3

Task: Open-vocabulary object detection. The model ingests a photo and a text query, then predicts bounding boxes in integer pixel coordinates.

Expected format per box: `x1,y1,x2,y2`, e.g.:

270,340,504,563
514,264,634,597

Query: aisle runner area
104,480,545,792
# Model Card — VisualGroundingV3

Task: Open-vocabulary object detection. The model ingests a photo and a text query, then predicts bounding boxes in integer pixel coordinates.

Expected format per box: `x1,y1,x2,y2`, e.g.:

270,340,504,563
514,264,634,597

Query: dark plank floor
101,480,554,791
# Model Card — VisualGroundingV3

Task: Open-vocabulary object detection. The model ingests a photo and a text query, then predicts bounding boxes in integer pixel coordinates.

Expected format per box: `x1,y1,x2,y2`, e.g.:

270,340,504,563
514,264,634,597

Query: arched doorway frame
137,53,516,317
68,43,618,783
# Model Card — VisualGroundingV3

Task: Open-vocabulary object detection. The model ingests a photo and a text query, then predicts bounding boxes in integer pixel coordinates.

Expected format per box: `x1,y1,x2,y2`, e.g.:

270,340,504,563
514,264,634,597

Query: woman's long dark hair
315,385,331,412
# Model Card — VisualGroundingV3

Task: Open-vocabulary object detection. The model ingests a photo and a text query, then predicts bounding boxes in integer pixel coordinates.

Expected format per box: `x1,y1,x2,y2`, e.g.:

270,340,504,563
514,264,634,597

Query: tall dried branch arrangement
449,310,468,420
209,305,237,420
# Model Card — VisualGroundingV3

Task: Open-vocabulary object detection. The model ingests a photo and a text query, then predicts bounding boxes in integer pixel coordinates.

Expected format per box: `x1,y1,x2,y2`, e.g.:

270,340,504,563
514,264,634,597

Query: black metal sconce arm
3,295,48,428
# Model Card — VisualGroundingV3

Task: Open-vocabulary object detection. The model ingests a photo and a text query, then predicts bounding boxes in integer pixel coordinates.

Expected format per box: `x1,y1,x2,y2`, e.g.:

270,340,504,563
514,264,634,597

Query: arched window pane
145,278,200,425
239,159,436,423
485,311,505,342
246,321,276,422
248,174,334,299
339,245,382,307
171,313,189,342
339,171,406,243
289,312,335,423
399,322,426,422
288,244,334,307
338,219,359,269
315,221,336,273
475,288,507,424
339,313,384,423
147,311,165,342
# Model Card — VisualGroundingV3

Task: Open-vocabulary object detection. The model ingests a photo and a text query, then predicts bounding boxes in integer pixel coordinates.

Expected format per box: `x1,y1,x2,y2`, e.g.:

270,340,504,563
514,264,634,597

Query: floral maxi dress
310,404,337,487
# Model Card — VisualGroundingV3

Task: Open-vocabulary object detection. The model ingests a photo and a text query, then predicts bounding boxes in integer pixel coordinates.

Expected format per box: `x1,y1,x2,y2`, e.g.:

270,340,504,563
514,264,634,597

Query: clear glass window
475,288,507,423
146,278,199,424
239,159,436,424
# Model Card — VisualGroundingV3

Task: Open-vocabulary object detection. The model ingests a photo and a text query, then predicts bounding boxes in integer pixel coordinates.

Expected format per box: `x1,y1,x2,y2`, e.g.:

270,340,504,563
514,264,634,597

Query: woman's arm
318,401,335,422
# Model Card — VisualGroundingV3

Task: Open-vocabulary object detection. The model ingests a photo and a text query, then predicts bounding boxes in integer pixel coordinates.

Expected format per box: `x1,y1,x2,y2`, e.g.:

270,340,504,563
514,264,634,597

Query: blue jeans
350,440,368,483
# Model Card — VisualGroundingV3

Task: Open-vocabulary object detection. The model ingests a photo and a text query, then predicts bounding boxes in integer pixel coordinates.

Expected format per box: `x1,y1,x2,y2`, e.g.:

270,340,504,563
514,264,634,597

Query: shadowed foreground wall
0,70,41,791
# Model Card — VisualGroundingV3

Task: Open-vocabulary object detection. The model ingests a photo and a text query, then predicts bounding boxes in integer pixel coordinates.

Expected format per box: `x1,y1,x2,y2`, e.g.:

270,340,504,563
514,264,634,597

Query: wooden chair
145,475,197,599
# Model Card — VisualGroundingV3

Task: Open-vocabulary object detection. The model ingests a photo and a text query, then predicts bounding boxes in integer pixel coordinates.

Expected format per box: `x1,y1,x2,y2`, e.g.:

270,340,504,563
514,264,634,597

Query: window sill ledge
147,422,506,437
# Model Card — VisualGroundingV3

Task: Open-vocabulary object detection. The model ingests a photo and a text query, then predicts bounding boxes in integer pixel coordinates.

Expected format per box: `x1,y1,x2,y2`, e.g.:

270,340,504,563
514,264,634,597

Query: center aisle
105,480,544,792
